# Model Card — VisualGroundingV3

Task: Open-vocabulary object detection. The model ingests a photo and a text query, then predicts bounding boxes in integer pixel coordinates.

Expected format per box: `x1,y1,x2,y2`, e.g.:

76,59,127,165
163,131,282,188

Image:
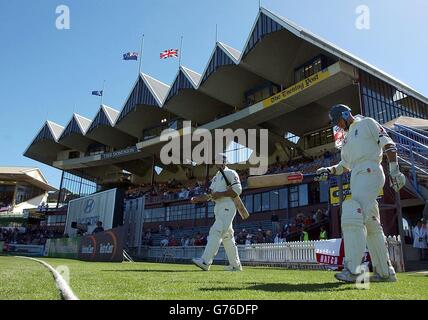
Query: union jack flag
160,49,179,59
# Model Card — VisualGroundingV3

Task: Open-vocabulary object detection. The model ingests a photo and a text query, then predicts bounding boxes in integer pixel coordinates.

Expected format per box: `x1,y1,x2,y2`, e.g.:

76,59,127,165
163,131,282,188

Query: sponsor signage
78,226,125,262
262,69,332,109
329,184,383,205
44,237,80,259
100,146,138,160
65,188,120,237
7,244,45,256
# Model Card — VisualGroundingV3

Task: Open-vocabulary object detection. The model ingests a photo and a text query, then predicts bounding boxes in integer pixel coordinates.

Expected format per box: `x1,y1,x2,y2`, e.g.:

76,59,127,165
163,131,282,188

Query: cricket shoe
224,264,243,272
192,258,210,271
369,266,397,283
334,268,361,283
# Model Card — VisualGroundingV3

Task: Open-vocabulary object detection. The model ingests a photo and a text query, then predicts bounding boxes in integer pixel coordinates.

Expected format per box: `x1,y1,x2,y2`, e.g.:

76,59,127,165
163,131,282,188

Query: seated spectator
255,229,265,244
316,209,324,223
189,236,195,247
183,236,190,247
168,235,179,246
165,226,171,237
304,216,313,226
92,221,104,234
160,238,169,247
319,226,328,240
271,212,281,234
143,230,153,246
194,232,204,246
299,227,309,242
245,234,252,245
264,230,273,243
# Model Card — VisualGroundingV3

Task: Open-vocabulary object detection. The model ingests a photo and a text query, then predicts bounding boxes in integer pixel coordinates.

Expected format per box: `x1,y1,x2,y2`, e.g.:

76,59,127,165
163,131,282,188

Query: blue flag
123,52,139,61
92,90,103,96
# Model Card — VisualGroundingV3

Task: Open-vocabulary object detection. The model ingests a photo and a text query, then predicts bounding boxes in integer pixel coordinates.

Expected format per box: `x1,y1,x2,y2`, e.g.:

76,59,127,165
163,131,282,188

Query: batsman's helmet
329,104,352,126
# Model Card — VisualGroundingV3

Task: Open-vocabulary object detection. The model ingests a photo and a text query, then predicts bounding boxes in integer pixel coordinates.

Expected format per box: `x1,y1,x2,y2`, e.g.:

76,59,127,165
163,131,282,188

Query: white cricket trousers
344,162,393,277
201,200,241,267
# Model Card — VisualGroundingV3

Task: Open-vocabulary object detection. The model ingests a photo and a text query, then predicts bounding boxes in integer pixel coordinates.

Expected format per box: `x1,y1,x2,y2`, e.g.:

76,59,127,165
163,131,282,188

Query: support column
150,155,156,186
56,171,65,209
394,187,407,272
205,164,210,220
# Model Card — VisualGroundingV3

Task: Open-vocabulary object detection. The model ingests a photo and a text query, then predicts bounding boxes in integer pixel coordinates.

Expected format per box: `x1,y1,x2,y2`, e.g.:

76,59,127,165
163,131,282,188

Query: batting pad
223,230,241,268
341,199,366,274
366,216,392,278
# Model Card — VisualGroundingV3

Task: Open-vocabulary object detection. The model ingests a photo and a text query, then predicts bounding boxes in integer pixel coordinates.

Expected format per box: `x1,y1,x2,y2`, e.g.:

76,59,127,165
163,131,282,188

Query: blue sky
0,0,427,188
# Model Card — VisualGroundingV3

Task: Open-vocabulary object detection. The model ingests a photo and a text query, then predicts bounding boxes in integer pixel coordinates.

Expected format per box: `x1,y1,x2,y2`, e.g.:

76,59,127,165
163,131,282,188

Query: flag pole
215,24,218,43
100,80,106,106
179,36,183,68
138,34,145,75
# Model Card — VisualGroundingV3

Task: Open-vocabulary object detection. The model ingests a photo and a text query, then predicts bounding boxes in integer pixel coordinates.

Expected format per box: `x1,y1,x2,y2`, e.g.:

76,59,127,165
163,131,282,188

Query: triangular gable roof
47,121,64,141
182,66,202,86
31,121,64,144
117,73,170,124
23,121,65,159
219,42,241,61
242,10,285,58
239,7,428,104
102,105,119,124
200,43,238,85
75,114,92,133
165,67,200,103
0,167,55,191
87,105,119,133
142,73,170,105
59,113,92,140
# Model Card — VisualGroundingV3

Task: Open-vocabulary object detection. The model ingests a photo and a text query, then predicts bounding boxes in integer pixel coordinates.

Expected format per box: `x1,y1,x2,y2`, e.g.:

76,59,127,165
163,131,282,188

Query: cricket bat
219,168,250,220
247,172,324,189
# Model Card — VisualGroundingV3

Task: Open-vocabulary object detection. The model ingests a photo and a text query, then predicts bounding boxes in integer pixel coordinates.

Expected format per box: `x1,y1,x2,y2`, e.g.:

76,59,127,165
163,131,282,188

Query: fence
137,236,404,272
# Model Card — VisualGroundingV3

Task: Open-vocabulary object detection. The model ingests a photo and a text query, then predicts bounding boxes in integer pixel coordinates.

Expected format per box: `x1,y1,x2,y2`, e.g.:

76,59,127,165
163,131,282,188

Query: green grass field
1,256,427,300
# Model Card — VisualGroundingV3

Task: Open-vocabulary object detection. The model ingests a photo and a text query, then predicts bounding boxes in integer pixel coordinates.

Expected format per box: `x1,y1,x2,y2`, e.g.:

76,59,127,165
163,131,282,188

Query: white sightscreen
64,189,117,237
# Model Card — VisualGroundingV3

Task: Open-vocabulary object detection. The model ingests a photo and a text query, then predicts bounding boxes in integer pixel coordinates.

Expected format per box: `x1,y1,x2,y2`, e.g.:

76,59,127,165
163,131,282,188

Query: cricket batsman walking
191,154,243,272
317,104,406,283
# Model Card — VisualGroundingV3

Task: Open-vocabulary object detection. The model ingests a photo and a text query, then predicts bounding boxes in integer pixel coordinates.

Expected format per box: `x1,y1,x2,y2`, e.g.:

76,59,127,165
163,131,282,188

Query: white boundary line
15,256,79,300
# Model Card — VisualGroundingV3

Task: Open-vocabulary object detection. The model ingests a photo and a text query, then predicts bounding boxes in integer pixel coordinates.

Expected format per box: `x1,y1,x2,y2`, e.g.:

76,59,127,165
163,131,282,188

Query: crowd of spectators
0,226,63,245
141,207,330,248
125,150,339,205
125,179,206,203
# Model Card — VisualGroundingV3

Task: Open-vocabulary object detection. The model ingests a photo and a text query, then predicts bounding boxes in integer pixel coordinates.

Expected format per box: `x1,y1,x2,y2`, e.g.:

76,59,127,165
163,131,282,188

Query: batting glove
389,162,406,192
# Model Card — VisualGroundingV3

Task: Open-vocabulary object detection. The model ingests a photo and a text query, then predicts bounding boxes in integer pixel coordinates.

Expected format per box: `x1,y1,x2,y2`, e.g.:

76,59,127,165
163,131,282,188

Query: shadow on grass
200,282,353,293
101,269,223,273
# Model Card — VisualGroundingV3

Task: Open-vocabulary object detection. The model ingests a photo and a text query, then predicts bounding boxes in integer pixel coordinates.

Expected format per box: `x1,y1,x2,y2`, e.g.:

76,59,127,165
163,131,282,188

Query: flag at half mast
160,49,179,59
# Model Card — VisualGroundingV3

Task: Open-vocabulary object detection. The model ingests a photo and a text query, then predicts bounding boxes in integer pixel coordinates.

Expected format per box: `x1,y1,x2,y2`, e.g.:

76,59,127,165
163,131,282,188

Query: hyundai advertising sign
64,188,123,237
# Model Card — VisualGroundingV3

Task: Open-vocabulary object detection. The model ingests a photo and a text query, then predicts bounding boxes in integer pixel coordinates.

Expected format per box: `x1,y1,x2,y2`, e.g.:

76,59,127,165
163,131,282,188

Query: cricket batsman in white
191,154,243,272
317,104,406,283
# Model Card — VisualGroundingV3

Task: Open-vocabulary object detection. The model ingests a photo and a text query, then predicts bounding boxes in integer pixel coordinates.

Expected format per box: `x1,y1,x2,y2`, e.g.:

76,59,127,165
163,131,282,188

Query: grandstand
22,8,428,261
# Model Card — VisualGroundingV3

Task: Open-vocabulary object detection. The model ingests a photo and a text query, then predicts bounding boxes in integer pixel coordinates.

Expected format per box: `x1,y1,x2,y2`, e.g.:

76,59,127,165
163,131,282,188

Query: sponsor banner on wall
7,244,45,256
262,69,331,109
315,239,344,269
78,226,125,262
315,239,372,271
44,237,80,259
